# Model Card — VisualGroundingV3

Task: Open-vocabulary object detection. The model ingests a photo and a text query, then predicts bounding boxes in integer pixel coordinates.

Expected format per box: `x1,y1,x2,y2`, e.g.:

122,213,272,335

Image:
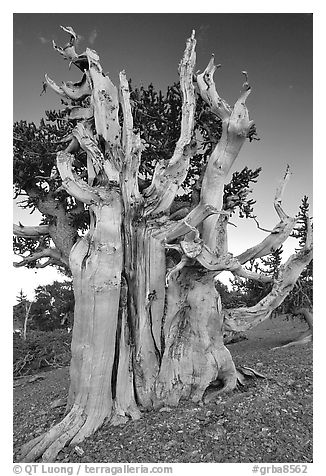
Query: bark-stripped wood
119,71,142,202
155,269,237,406
236,166,296,263
86,48,121,153
197,61,253,251
224,220,313,331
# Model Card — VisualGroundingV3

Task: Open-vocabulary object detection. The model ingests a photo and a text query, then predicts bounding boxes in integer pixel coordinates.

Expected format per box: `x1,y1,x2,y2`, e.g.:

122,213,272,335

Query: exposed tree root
271,307,313,351
18,399,144,462
18,355,267,462
203,364,266,403
271,330,312,351
203,373,237,404
19,404,87,462
293,307,313,331
236,365,266,385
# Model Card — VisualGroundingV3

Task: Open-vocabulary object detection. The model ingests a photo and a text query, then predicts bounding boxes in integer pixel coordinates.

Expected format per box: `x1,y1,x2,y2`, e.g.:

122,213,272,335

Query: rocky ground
13,314,312,463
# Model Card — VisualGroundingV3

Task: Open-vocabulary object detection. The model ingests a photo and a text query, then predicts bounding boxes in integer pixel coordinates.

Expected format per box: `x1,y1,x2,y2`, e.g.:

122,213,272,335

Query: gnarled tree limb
119,71,143,202
13,247,67,268
144,31,197,216
57,151,110,204
162,203,224,242
198,63,254,251
71,122,106,185
86,48,121,152
13,224,50,238
196,55,231,121
235,167,296,264
231,266,273,283
52,26,86,70
223,219,313,332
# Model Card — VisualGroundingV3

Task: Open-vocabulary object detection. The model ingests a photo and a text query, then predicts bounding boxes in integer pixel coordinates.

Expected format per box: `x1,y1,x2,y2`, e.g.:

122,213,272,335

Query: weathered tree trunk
20,191,124,462
130,227,165,407
155,268,237,406
67,195,123,441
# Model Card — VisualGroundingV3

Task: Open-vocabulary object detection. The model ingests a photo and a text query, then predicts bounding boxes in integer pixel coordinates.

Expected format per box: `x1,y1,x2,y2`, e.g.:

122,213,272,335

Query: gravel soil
13,315,312,463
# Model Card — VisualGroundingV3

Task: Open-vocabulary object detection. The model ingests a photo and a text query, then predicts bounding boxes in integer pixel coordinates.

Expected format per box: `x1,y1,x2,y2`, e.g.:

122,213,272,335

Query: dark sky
13,13,313,299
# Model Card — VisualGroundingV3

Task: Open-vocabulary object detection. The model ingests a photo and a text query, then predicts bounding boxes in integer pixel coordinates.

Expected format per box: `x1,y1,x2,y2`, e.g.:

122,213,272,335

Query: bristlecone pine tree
14,27,313,462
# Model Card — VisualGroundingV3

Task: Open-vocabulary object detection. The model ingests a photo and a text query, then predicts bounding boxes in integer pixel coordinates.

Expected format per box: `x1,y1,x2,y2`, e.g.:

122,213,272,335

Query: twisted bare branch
57,151,109,204
13,248,67,268
161,203,225,242
236,167,296,264
119,71,142,202
196,55,231,121
144,31,197,216
198,60,254,251
224,221,313,332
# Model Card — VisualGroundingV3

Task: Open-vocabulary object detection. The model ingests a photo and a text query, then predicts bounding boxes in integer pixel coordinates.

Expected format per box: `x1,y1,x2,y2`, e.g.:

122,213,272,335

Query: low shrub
13,329,72,377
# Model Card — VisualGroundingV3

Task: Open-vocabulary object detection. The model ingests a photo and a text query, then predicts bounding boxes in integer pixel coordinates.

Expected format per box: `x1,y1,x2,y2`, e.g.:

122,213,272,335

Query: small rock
27,375,45,384
50,397,66,409
74,445,84,456
164,441,174,449
205,423,226,440
197,415,207,421
159,406,173,413
214,405,224,416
